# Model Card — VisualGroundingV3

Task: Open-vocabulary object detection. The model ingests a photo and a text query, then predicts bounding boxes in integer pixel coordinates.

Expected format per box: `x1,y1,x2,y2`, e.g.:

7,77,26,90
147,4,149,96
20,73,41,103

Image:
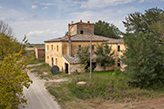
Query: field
28,60,164,109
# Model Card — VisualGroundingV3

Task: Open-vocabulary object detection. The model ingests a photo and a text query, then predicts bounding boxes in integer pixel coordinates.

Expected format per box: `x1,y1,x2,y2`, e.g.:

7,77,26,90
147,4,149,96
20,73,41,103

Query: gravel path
18,71,60,109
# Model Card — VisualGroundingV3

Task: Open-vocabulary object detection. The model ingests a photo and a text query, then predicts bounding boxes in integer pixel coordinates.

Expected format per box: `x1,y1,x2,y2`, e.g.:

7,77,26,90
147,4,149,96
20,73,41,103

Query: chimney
68,24,70,35
68,35,72,56
80,20,82,23
87,21,90,23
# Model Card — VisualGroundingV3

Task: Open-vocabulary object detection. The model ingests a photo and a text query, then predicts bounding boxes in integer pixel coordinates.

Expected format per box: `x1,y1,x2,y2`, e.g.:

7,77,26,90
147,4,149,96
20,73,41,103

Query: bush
67,73,130,100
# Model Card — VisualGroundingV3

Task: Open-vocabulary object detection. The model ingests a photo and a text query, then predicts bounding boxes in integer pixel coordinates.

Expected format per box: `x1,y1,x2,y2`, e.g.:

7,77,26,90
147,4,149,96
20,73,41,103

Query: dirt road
18,71,60,109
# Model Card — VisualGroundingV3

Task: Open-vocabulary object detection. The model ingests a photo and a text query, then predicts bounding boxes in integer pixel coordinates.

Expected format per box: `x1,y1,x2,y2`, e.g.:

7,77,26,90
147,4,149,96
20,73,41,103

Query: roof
44,34,112,43
70,20,94,26
35,47,45,50
63,54,97,64
107,39,124,44
63,55,80,64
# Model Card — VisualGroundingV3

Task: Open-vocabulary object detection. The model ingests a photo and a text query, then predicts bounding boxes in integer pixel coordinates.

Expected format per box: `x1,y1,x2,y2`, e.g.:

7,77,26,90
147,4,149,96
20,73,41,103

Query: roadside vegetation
29,60,164,109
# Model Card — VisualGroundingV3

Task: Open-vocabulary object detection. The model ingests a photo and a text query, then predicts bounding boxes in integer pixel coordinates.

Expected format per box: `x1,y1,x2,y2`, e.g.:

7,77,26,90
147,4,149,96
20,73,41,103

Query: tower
68,20,94,36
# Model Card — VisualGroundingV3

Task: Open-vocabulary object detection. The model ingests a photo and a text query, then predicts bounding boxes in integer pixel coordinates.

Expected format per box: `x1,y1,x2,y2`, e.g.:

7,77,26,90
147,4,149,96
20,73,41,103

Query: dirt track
18,71,60,109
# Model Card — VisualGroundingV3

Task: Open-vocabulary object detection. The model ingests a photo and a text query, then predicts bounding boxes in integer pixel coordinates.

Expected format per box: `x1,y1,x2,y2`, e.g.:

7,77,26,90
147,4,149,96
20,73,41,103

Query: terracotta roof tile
107,39,124,44
44,34,112,43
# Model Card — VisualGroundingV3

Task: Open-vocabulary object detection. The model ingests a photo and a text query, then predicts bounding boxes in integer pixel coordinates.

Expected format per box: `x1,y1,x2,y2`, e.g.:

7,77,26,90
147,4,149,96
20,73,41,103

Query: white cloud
0,5,2,9
27,29,50,36
32,5,38,9
41,3,56,6
139,0,145,3
80,0,135,9
42,7,48,10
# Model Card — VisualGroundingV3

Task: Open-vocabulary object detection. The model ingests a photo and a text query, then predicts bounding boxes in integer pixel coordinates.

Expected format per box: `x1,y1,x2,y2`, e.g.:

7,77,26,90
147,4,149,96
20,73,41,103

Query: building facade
44,20,125,74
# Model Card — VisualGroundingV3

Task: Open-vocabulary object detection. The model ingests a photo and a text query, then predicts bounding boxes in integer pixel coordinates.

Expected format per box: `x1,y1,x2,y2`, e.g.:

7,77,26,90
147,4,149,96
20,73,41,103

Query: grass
28,59,164,109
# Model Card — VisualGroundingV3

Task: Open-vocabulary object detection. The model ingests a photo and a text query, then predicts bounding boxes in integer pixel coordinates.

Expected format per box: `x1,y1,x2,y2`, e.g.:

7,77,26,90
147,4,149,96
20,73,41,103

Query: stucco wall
77,24,94,35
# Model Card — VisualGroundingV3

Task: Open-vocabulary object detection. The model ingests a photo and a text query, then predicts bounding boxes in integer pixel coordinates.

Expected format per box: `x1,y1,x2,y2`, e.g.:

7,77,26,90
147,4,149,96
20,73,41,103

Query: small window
57,45,58,51
92,45,95,51
47,56,49,59
80,30,83,34
56,58,57,65
78,45,81,51
118,45,120,52
117,58,120,67
47,45,49,50
51,45,53,51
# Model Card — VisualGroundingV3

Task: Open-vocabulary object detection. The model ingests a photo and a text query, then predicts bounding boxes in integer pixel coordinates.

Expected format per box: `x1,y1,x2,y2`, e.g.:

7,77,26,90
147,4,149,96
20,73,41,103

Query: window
92,45,95,51
57,45,58,51
117,58,120,67
47,45,49,50
51,45,53,51
78,45,81,51
56,58,57,65
118,45,120,52
47,56,49,59
80,30,83,34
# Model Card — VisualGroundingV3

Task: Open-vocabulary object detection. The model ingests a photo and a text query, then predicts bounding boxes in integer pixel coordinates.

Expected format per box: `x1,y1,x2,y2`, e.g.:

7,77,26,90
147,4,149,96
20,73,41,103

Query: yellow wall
45,42,63,71
108,43,125,69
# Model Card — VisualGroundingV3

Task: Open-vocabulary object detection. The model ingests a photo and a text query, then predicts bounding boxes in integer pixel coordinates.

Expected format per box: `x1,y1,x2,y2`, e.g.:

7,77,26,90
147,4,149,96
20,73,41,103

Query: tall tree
0,21,32,108
123,7,164,34
94,20,122,39
122,32,164,88
94,43,115,71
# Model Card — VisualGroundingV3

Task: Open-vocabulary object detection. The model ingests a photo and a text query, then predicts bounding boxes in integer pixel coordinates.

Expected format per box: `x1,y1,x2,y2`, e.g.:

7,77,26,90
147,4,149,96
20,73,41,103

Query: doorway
65,63,68,74
51,57,54,66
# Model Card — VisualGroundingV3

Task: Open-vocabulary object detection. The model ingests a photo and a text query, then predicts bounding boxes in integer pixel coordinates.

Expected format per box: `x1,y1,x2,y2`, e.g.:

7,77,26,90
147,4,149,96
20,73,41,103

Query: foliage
0,52,32,108
77,45,90,72
65,31,68,36
94,20,122,39
0,21,32,108
94,43,115,71
123,7,164,34
149,12,164,36
67,71,162,100
122,32,164,88
0,33,25,60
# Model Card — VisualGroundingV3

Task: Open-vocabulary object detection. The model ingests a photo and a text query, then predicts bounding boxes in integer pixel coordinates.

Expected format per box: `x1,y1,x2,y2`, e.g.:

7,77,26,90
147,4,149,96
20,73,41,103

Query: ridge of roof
44,34,112,43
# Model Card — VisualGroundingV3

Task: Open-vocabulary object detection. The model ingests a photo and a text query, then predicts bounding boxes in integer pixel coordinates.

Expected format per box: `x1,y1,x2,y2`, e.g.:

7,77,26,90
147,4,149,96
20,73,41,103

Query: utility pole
90,34,92,80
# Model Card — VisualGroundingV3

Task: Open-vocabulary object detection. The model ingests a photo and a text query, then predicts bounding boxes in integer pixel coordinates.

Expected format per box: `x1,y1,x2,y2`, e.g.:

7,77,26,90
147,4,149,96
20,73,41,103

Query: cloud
42,7,48,10
138,0,145,3
41,3,56,6
32,5,38,9
80,0,135,9
0,5,2,9
27,29,50,36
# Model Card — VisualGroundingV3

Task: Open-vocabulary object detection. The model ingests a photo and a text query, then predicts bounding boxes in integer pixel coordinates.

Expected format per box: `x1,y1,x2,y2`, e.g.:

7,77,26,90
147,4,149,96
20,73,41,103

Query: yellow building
107,39,126,70
44,20,125,74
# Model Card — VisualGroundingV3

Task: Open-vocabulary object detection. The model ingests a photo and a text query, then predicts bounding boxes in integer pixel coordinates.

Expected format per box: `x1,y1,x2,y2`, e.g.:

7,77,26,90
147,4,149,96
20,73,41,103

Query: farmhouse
44,20,125,74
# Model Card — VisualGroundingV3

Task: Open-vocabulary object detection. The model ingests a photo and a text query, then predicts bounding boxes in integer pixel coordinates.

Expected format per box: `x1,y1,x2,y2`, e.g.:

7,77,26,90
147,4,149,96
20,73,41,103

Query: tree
94,43,115,71
65,31,68,36
123,7,164,34
94,20,122,39
77,45,90,72
0,20,13,36
122,32,164,88
0,21,32,108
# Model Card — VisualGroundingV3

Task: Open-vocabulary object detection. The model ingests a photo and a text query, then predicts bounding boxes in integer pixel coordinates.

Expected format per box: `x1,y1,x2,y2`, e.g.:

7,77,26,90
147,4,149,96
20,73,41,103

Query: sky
0,0,164,44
